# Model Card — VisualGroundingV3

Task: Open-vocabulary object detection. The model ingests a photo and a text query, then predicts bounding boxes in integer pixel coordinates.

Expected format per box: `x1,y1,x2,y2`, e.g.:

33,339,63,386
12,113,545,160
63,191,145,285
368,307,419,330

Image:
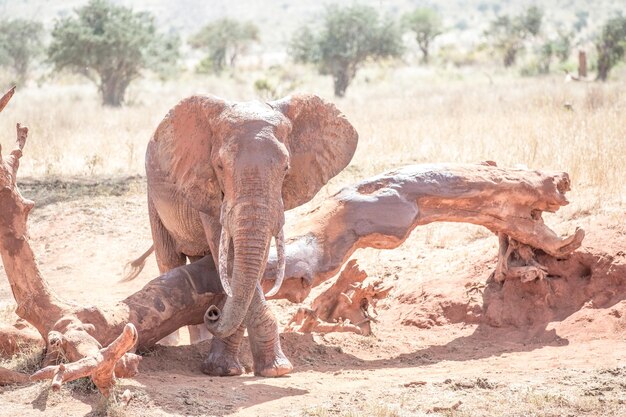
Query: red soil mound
385,227,626,339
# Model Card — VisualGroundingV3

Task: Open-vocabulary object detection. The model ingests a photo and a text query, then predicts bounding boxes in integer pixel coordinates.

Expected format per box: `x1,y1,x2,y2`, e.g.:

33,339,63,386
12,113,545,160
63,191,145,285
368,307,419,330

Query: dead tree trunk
262,162,584,302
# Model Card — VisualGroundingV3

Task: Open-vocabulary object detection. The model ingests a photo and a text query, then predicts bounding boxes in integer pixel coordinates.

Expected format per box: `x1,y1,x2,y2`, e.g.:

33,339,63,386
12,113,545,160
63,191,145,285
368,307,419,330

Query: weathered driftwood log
262,162,584,302
286,260,392,335
0,366,29,385
0,321,43,356
0,120,140,395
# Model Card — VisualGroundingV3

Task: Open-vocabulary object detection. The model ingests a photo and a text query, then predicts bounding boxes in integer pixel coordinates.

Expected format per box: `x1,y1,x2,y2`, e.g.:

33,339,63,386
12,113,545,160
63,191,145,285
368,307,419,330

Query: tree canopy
189,18,259,74
595,16,626,81
403,8,443,64
48,0,180,106
486,6,543,67
0,19,44,84
290,4,403,97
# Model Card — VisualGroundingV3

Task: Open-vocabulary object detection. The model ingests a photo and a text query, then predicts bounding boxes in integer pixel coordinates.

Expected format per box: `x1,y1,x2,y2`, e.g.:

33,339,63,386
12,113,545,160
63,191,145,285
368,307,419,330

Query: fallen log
0,366,29,385
0,321,44,356
262,162,584,302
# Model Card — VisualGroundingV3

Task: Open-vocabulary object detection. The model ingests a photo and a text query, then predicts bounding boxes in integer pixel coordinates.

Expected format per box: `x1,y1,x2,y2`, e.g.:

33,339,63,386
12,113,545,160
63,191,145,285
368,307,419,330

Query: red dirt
0,180,625,416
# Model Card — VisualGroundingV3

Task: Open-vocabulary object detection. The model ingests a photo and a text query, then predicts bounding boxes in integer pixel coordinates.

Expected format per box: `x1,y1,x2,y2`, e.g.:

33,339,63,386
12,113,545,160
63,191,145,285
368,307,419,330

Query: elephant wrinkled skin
143,93,358,376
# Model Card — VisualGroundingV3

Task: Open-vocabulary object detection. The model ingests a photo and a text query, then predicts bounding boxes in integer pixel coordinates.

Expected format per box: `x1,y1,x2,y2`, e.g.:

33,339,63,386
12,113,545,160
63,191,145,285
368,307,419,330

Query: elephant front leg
201,326,245,376
246,285,293,377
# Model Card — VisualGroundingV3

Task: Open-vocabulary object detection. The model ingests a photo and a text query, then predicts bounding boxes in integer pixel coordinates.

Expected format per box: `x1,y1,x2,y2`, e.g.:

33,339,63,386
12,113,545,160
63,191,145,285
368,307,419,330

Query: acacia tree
538,30,573,73
189,18,259,74
595,16,626,81
48,0,180,106
0,19,44,84
290,5,403,97
403,8,443,64
486,6,543,67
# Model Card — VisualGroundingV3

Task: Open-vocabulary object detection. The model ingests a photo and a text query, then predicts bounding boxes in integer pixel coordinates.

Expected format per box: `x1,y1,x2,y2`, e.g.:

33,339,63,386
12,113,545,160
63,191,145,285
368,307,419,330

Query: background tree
595,16,626,81
520,6,543,37
538,30,573,74
538,41,554,74
486,6,543,67
48,0,180,106
574,10,589,33
290,5,403,97
189,18,259,74
553,30,573,63
403,8,443,64
0,19,44,84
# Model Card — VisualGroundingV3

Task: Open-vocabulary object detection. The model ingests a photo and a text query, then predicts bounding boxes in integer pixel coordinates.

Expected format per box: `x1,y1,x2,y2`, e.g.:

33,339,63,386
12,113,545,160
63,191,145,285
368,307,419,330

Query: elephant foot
201,354,244,376
201,337,244,377
253,346,293,377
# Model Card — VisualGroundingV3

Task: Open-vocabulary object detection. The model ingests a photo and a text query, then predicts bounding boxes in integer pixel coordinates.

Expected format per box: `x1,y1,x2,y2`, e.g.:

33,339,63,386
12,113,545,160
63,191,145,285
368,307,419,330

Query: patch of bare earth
0,179,625,417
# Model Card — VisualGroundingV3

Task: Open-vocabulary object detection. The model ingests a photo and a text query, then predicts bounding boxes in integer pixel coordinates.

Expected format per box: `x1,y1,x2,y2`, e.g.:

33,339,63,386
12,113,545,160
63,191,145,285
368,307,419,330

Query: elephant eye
216,163,223,171
284,165,290,172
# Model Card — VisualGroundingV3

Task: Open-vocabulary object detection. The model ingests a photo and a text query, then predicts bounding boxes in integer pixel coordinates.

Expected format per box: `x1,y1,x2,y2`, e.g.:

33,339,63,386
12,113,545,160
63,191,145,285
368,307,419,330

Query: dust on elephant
143,93,358,376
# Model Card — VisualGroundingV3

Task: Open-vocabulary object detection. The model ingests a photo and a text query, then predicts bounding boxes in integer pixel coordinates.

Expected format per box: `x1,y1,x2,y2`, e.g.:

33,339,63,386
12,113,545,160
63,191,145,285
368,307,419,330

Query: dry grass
337,67,626,201
0,68,623,204
0,341,43,374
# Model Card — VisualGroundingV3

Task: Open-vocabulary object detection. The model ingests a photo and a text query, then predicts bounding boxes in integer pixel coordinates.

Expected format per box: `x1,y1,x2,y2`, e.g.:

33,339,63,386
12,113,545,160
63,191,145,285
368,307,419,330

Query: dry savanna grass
0,67,623,208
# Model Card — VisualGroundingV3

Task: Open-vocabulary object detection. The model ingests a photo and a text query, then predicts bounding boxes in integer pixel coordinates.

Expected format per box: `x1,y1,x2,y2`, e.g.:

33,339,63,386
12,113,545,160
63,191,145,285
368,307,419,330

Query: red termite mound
386,228,625,339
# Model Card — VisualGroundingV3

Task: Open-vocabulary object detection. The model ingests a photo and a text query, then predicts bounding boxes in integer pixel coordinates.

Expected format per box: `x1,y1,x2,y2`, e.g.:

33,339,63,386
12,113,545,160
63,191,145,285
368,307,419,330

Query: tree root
0,366,29,385
31,324,140,396
286,260,393,335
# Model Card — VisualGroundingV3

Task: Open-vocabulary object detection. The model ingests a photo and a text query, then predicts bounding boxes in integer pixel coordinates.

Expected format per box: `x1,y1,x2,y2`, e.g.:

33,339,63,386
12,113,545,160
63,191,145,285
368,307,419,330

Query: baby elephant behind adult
144,93,358,376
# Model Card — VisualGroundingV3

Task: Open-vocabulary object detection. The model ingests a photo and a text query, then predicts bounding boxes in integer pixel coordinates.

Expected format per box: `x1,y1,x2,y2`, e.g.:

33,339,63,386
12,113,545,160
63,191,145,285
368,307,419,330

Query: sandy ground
0,177,625,417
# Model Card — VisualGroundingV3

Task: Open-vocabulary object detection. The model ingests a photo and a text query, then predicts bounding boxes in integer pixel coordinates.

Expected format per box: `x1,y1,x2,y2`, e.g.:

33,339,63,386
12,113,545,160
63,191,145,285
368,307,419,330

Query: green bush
0,19,44,84
190,18,259,74
595,16,626,81
289,4,403,97
403,8,443,64
48,0,180,106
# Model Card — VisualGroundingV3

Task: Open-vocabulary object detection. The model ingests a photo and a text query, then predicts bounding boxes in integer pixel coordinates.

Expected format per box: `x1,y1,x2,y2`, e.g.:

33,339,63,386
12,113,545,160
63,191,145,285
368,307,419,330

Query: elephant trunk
205,215,272,339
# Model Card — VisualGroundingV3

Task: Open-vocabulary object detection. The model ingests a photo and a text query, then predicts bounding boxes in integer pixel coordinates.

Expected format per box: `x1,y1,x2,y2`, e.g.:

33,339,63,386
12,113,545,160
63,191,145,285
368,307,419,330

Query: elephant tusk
218,227,233,297
265,229,285,297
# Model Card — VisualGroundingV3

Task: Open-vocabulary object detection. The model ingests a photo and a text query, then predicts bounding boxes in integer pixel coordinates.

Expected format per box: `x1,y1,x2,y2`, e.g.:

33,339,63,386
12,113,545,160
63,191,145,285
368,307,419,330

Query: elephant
141,93,358,376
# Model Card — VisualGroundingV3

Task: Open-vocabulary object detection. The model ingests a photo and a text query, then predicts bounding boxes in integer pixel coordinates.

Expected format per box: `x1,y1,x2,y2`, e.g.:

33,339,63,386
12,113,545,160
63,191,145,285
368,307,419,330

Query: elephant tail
121,244,154,282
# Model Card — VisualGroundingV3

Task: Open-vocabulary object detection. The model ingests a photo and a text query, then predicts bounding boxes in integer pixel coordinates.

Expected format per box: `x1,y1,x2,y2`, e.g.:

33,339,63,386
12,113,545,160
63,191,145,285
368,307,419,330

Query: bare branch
31,324,140,397
0,86,15,114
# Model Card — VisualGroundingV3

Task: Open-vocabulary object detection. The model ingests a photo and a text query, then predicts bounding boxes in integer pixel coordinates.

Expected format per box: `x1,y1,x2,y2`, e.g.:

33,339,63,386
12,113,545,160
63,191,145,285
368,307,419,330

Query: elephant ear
149,95,227,212
270,94,358,210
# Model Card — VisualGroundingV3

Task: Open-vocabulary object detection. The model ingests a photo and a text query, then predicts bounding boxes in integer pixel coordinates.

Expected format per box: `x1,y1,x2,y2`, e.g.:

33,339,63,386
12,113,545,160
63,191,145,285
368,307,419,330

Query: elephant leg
201,325,245,376
246,285,293,377
149,196,186,346
200,289,292,377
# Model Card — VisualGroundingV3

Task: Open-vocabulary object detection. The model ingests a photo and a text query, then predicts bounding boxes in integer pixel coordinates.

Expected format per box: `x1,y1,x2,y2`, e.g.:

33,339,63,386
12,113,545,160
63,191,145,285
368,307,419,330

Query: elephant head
147,93,358,338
